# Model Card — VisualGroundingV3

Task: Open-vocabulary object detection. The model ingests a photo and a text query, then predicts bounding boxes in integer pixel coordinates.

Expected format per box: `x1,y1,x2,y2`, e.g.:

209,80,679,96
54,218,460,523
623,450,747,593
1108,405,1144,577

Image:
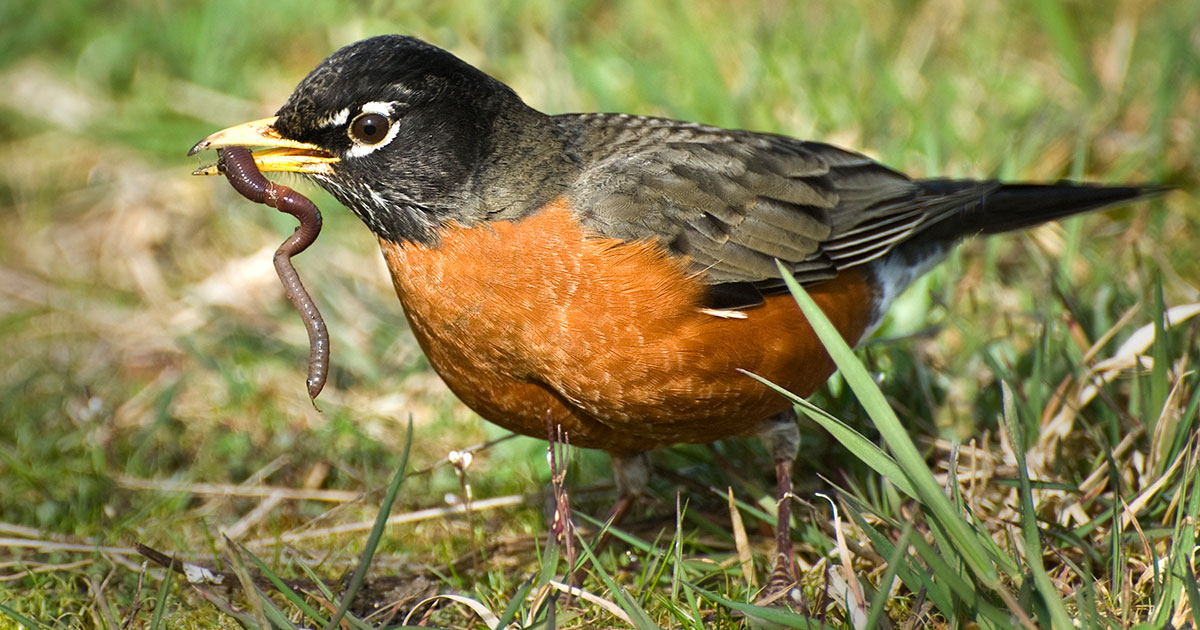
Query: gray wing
559,114,994,291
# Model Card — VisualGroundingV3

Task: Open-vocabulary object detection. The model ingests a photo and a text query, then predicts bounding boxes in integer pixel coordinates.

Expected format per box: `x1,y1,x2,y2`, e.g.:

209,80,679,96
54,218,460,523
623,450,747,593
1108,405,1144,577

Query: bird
189,34,1164,590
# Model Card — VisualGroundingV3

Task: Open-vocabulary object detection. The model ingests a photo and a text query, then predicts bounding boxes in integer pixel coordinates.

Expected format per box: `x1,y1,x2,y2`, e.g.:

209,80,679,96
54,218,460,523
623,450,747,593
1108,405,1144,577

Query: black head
272,35,528,243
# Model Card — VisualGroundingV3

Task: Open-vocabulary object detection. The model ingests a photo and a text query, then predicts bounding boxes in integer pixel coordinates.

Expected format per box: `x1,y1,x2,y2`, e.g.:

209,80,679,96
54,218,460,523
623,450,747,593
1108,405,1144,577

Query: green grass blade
256,588,300,629
1149,278,1170,437
574,511,657,555
740,372,919,499
531,535,561,626
672,495,684,602
494,574,537,630
1166,376,1200,469
775,260,1010,585
0,603,47,630
1002,381,1074,629
573,528,659,630
1028,0,1099,98
149,556,176,630
295,561,338,604
683,575,705,629
236,541,331,628
1153,438,1200,628
224,538,286,629
847,506,955,617
292,561,380,630
716,489,777,529
904,531,1013,625
683,582,831,629
190,584,260,628
1182,560,1200,630
323,416,414,630
863,518,914,630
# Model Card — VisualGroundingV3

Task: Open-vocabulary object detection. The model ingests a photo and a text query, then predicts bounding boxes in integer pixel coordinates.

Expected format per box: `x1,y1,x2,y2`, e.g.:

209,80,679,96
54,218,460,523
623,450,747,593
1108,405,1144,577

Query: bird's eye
349,112,390,145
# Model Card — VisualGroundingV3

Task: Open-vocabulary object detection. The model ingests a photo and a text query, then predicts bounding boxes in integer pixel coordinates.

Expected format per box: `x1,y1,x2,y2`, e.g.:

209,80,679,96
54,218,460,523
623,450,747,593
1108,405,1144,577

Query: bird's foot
756,553,802,606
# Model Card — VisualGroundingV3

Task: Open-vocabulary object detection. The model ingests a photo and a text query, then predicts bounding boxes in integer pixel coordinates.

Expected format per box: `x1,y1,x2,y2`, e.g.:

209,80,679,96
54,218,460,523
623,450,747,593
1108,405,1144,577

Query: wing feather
558,114,989,300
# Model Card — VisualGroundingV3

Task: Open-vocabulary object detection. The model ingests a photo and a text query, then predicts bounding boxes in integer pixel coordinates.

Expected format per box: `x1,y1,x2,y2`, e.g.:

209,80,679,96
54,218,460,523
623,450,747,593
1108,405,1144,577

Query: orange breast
378,200,876,454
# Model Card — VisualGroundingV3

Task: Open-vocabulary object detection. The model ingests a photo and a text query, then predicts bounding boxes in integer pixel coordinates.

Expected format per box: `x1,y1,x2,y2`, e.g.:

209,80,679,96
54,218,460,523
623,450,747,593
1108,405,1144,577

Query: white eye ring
344,102,403,158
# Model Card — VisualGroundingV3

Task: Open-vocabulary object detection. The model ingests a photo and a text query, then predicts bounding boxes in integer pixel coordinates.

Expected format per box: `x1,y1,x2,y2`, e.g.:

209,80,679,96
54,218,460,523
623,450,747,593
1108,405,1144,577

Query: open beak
188,116,339,176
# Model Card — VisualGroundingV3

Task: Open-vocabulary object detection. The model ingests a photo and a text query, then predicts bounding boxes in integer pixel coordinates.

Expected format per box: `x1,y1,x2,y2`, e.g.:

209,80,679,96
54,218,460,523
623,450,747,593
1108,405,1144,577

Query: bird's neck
461,103,582,224
362,101,581,249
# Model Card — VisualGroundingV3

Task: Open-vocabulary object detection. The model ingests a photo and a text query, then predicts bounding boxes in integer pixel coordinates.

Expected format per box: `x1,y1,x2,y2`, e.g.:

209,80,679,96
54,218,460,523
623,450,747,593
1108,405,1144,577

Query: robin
189,35,1164,588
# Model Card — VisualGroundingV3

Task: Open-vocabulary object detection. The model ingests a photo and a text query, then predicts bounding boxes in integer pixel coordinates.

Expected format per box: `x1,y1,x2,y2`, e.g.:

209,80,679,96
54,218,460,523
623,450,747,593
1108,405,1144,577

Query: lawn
1,0,1197,628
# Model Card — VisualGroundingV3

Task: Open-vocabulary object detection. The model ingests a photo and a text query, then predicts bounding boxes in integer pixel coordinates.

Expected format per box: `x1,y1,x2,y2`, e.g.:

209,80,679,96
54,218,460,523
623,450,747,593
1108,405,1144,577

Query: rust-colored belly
378,201,875,454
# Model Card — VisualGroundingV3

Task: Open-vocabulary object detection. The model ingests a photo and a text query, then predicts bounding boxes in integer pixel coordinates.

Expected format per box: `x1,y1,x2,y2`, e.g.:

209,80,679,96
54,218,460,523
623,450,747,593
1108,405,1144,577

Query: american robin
189,35,1163,587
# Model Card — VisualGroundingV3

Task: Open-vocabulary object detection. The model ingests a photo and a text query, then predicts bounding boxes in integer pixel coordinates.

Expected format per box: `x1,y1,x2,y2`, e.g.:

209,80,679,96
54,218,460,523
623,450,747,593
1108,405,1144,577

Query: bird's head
190,35,529,243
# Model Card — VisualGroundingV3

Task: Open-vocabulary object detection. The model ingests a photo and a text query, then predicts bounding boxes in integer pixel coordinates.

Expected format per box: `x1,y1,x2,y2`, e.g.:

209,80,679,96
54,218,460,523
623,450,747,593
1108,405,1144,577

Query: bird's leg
570,451,649,585
544,418,576,585
606,451,651,532
760,409,801,600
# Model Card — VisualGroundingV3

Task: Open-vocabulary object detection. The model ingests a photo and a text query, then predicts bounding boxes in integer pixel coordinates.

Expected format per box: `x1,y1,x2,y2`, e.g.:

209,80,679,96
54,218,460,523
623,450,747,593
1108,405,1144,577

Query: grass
1,0,1198,627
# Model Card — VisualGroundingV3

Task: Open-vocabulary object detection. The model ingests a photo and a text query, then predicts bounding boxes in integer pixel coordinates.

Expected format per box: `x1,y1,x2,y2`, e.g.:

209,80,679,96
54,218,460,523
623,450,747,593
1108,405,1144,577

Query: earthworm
217,146,329,400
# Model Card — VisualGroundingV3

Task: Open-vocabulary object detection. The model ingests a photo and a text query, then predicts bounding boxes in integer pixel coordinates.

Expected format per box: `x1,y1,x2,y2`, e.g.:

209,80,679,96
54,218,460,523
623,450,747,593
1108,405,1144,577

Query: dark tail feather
918,179,1171,236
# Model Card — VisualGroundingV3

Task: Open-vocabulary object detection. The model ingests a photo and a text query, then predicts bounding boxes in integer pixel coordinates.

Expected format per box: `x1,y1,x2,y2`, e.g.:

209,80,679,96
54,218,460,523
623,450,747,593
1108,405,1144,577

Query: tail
860,179,1168,323
917,179,1170,237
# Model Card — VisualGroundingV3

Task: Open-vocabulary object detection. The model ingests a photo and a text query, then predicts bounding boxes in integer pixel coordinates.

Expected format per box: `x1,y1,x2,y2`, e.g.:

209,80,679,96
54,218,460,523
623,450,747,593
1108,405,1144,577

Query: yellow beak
188,116,339,176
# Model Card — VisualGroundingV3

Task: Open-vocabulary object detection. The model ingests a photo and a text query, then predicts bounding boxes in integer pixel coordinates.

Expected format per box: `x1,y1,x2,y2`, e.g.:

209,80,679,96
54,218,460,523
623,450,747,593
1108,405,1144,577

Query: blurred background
1,0,1196,621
